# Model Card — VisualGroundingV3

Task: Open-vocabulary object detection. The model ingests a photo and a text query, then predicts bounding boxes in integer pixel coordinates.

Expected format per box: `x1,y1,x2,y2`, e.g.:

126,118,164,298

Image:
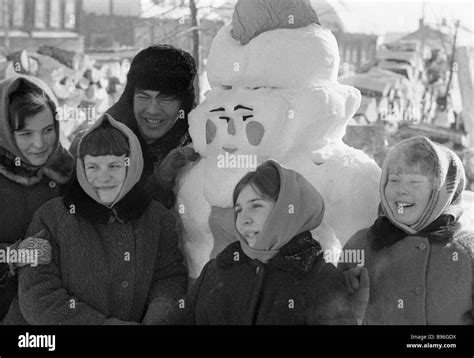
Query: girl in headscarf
340,136,473,325
163,160,368,324
0,75,74,321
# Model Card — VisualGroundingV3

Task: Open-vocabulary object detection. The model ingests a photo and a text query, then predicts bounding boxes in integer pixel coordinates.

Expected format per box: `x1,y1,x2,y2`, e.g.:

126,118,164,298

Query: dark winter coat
2,115,187,325
0,75,74,320
166,232,359,325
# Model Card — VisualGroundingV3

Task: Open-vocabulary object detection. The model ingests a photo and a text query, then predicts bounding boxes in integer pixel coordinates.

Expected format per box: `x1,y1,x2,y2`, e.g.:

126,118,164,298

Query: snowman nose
227,118,236,135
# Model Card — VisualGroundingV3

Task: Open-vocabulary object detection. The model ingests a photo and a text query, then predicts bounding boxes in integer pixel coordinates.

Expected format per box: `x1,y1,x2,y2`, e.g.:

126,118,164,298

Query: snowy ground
460,190,474,230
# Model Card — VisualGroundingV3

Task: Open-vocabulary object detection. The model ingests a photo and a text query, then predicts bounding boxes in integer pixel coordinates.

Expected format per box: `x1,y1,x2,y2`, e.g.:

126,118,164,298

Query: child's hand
16,230,52,266
344,266,369,324
9,230,52,275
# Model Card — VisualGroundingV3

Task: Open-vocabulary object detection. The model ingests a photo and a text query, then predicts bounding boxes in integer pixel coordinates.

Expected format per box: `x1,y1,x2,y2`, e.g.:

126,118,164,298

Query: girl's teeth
396,202,414,213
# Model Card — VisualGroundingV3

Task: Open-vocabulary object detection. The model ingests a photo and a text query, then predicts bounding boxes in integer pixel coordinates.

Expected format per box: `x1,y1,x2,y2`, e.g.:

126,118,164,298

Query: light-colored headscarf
380,136,465,234
75,113,143,208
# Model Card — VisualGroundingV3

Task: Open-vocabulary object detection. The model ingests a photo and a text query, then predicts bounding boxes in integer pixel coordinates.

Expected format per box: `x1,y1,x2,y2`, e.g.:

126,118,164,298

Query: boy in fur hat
72,45,199,208
340,136,473,325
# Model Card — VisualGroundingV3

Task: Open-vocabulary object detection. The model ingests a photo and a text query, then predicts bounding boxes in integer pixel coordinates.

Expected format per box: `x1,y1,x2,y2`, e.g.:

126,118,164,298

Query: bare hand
344,266,369,324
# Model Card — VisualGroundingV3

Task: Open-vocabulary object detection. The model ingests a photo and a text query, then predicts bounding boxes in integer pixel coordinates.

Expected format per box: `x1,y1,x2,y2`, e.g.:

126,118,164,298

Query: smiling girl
0,76,74,321
3,114,187,325
340,136,473,325
164,160,369,325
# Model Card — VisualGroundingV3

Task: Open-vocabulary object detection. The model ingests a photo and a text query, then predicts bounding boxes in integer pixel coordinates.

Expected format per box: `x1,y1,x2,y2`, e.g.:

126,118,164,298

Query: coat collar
217,231,325,276
0,144,73,186
370,214,460,251
63,178,152,224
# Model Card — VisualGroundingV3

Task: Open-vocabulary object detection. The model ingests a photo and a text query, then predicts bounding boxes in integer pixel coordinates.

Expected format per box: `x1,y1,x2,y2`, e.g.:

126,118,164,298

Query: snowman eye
242,115,253,121
219,116,230,122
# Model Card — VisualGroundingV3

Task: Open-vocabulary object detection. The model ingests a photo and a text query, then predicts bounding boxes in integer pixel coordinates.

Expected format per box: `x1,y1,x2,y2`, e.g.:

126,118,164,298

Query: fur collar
0,145,73,186
63,179,152,224
217,231,324,276
369,214,461,251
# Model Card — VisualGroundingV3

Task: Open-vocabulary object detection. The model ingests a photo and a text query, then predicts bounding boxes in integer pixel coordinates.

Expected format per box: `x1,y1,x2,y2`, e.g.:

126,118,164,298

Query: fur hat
126,45,197,113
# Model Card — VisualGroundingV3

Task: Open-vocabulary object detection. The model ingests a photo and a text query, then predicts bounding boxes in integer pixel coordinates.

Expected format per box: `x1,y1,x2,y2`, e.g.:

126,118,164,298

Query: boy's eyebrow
234,105,253,111
210,107,225,112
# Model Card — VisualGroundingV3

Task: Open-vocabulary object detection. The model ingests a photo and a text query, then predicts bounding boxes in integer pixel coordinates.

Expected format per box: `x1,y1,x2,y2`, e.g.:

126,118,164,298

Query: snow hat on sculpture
207,0,338,88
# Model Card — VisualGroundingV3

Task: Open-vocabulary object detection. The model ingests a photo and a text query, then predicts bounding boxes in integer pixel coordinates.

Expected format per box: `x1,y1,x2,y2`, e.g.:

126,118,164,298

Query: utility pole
3,0,10,52
444,19,460,104
189,0,200,104
420,0,426,57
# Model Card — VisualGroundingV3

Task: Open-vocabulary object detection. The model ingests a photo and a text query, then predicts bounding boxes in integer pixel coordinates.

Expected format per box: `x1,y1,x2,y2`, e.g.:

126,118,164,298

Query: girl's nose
32,134,45,149
240,212,253,225
396,183,409,195
98,170,112,182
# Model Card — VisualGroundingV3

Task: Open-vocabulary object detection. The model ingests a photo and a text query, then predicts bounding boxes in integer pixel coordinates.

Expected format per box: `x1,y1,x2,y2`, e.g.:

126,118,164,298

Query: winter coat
339,216,473,325
166,232,359,325
2,114,187,325
0,75,74,320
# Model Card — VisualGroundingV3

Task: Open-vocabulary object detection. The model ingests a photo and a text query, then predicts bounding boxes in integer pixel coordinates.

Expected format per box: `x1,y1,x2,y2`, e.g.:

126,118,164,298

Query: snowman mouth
222,146,237,153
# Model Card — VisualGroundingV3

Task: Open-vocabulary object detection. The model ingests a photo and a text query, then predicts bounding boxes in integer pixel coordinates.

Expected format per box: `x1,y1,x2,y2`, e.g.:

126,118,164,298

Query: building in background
0,0,83,53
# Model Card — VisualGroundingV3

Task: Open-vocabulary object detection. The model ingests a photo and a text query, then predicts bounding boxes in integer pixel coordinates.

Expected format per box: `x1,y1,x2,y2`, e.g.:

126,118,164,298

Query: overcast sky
336,0,473,46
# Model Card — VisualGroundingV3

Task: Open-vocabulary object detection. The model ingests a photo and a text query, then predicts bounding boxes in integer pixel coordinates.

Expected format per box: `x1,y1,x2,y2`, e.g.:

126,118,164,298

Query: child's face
234,184,276,248
13,107,56,166
84,154,127,204
384,168,432,226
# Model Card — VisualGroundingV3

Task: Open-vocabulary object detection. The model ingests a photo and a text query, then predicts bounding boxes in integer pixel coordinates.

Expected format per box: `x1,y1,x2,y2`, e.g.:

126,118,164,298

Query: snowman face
189,88,288,158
